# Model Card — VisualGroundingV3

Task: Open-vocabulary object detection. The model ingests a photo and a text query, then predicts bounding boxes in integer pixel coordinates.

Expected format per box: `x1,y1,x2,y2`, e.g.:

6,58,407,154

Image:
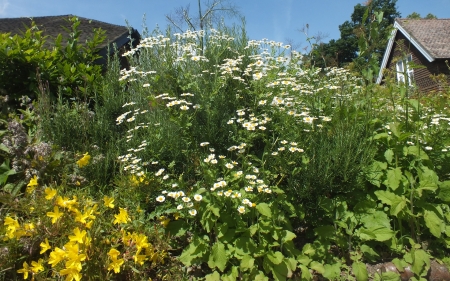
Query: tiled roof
0,15,137,50
396,18,450,59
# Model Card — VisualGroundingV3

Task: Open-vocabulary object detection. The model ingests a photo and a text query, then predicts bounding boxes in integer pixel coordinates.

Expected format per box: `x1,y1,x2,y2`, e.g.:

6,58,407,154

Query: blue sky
1,0,449,48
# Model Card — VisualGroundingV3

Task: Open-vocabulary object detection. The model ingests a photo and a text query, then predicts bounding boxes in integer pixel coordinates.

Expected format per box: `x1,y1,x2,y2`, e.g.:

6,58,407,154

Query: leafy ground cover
1,17,450,281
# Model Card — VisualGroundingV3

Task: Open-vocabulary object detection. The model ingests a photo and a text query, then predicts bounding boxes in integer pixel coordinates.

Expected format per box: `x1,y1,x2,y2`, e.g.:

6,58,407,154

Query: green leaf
322,263,341,280
352,261,368,281
254,271,269,281
412,249,430,275
205,271,221,281
211,242,228,272
222,266,239,281
166,220,187,237
374,190,395,205
310,261,325,274
299,264,312,281
272,261,289,281
360,245,380,262
267,251,284,265
372,227,395,242
423,209,443,238
297,254,311,265
438,181,450,202
256,203,272,218
384,149,394,164
281,230,296,244
301,243,315,256
390,195,407,216
240,254,254,271
365,161,387,187
380,271,401,281
384,167,403,191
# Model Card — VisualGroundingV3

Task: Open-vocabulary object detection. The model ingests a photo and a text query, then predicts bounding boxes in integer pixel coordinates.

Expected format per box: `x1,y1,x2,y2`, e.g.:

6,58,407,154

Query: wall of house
387,32,450,93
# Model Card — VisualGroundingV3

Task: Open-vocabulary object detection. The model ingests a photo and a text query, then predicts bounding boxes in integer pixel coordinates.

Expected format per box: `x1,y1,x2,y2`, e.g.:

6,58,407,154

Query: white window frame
396,54,414,85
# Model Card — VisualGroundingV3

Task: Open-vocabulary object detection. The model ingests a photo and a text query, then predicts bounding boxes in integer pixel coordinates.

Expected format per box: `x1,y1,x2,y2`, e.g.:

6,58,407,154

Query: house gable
377,18,450,92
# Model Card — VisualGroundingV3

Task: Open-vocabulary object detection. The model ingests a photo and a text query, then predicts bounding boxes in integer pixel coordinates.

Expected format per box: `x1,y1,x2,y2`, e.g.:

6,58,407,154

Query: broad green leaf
166,220,187,237
254,271,269,281
267,251,284,265
407,99,419,112
374,190,396,205
272,261,289,281
365,161,387,187
360,211,391,229
354,199,377,214
299,264,312,281
211,242,227,272
388,122,401,138
373,132,389,140
380,271,401,281
256,203,272,217
372,227,395,242
352,261,368,281
391,258,408,272
302,243,315,255
358,228,377,241
205,271,221,281
360,244,380,262
322,263,341,280
384,167,403,191
281,230,296,244
412,249,430,275
438,181,450,202
384,149,394,164
424,210,443,238
240,254,254,271
208,204,221,217
390,196,407,216
222,266,239,281
310,261,325,274
297,254,311,265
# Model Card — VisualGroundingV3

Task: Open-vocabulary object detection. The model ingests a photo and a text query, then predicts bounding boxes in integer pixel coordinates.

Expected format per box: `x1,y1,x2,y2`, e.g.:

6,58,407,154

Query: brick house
376,18,450,92
0,14,140,69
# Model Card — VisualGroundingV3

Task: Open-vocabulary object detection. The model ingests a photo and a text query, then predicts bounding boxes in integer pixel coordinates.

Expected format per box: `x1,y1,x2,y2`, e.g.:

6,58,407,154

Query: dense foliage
1,14,450,281
313,0,400,69
0,16,105,114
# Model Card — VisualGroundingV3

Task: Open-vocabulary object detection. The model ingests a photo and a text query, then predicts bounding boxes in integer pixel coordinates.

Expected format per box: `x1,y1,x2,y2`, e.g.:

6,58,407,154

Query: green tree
314,0,400,68
407,12,437,19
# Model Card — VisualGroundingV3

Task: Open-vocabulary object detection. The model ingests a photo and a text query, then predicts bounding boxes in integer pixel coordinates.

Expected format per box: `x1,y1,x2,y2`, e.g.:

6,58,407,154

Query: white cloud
0,0,9,16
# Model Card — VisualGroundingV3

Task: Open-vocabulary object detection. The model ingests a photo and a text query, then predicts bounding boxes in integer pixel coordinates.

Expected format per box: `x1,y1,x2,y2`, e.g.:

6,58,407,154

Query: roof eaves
396,20,434,62
376,28,397,84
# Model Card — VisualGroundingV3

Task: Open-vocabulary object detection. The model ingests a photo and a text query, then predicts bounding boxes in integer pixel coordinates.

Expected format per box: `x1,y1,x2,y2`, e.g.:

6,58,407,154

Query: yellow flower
4,216,20,231
134,253,147,265
108,257,124,273
27,175,38,189
60,267,82,281
44,187,57,200
17,261,29,279
69,227,87,244
47,206,63,224
103,196,115,208
85,220,94,229
133,233,150,251
48,247,66,267
40,238,51,254
30,258,44,274
26,176,38,193
76,152,91,168
113,208,129,224
108,248,121,260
